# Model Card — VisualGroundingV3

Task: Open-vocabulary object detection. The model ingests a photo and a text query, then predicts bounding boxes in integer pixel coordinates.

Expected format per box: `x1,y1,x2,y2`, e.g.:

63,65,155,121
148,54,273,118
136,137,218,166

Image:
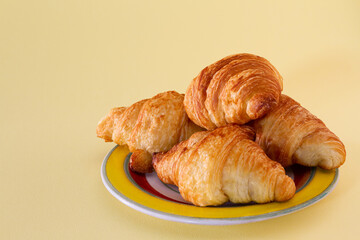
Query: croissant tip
275,176,296,202
152,152,165,167
129,150,154,173
96,131,113,142
246,95,277,120
318,155,346,170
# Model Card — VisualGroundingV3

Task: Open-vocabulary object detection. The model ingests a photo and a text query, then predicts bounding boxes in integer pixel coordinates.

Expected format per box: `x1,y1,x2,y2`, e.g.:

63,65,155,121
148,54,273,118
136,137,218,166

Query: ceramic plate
101,145,339,225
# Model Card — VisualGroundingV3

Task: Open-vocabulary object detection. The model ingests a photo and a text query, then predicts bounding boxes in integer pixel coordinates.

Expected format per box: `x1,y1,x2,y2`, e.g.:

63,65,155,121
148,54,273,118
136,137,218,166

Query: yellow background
1,0,359,239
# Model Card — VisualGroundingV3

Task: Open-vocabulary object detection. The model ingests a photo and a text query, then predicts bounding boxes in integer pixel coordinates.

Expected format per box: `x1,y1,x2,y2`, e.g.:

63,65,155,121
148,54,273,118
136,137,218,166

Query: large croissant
251,94,346,170
96,91,203,173
184,53,283,130
153,124,295,206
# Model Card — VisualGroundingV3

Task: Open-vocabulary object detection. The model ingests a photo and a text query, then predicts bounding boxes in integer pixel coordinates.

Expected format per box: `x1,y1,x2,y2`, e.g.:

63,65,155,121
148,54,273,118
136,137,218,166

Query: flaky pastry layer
251,94,346,169
96,91,203,173
153,125,295,206
184,53,283,130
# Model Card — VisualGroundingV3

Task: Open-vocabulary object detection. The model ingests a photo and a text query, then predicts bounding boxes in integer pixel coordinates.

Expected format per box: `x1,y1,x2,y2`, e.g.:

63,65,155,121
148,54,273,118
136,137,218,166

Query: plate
101,145,339,225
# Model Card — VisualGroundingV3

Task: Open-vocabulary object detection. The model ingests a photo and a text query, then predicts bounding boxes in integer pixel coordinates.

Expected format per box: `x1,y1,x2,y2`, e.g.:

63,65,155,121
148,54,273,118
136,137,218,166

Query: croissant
184,53,283,130
96,91,203,173
250,94,346,170
153,124,296,206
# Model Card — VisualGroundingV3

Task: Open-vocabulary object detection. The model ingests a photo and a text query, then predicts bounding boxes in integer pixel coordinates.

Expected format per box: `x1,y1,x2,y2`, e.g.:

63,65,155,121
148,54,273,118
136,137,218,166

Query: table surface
1,0,360,239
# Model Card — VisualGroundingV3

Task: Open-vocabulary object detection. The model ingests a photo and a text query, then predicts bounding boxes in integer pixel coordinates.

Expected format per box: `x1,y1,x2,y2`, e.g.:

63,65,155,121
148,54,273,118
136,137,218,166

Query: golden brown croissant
96,91,203,173
184,53,283,130
250,94,346,170
153,124,295,206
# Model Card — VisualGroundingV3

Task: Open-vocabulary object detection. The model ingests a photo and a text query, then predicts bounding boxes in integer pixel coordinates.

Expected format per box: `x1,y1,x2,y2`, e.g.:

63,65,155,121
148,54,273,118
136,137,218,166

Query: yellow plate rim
101,145,339,225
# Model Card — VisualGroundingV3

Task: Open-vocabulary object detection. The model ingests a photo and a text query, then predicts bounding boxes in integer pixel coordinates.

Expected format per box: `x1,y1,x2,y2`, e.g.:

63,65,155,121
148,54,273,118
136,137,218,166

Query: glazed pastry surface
184,53,283,130
96,91,203,173
153,125,295,206
251,94,346,170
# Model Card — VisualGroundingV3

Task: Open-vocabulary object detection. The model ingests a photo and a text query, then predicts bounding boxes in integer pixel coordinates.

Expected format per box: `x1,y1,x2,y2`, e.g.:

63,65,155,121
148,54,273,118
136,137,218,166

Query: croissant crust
153,124,295,206
184,53,283,130
251,94,346,169
96,91,203,173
